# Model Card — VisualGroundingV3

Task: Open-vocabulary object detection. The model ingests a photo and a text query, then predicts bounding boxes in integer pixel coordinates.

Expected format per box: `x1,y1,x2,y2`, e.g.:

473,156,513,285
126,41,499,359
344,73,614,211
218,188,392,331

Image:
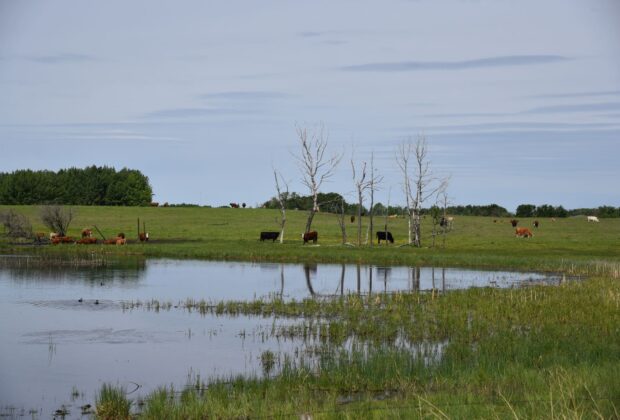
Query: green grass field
1,205,619,275
2,205,619,418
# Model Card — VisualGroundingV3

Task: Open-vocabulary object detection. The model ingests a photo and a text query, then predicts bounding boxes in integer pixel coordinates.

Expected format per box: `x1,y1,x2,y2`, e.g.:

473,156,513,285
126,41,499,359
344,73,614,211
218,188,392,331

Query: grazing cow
260,231,280,242
52,236,75,245
150,202,159,207
376,231,394,244
515,227,533,238
510,219,519,227
551,218,556,222
230,203,240,208
77,237,97,245
50,232,59,240
81,229,93,238
302,231,318,244
587,216,600,222
139,232,149,242
533,220,539,228
440,217,454,228
350,215,355,223
116,238,126,245
103,238,118,245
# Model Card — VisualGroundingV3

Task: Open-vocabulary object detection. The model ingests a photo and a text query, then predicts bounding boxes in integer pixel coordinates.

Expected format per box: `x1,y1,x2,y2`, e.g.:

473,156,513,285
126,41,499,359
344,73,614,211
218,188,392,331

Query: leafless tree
367,152,383,246
381,187,392,246
397,134,446,247
351,157,370,246
336,198,348,244
0,210,32,238
438,184,451,248
273,169,289,244
40,205,74,237
294,123,341,232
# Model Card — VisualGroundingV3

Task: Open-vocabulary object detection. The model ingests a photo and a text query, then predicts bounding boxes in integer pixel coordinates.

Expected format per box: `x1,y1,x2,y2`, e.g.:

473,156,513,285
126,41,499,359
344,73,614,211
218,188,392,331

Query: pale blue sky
1,0,619,210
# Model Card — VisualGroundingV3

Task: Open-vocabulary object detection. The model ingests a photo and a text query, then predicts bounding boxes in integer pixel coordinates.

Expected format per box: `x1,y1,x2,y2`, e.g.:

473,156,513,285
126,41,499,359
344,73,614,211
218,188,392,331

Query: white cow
587,216,599,222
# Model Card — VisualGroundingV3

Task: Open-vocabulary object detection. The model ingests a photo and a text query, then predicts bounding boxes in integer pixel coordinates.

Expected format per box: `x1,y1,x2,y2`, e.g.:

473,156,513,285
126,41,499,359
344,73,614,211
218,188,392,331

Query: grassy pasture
1,205,619,418
1,205,618,273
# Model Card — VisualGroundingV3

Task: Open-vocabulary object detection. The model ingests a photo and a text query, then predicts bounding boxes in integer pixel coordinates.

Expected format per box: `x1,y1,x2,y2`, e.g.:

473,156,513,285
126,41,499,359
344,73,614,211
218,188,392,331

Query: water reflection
0,258,577,418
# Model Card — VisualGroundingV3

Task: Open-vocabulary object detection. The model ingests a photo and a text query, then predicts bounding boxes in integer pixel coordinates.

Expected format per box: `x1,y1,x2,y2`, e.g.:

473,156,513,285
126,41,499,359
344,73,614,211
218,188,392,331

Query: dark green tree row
0,166,153,206
263,193,512,217
516,204,620,218
515,204,568,218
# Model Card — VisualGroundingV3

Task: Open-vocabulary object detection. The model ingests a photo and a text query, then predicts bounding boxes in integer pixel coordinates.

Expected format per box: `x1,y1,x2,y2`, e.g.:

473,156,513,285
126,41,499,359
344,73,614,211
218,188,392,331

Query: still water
0,257,567,418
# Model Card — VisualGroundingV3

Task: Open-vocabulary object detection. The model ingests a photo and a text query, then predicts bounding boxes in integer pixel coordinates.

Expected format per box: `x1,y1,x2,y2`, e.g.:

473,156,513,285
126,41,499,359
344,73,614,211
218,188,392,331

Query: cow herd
258,215,601,245
47,228,130,245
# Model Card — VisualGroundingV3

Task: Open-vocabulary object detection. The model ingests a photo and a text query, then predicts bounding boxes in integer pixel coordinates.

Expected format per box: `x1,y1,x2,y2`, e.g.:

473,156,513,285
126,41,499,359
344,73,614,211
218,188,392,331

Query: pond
0,257,570,418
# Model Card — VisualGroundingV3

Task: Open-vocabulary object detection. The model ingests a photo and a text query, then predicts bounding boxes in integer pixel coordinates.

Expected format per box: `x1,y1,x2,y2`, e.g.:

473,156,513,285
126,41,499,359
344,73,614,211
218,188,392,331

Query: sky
0,0,619,211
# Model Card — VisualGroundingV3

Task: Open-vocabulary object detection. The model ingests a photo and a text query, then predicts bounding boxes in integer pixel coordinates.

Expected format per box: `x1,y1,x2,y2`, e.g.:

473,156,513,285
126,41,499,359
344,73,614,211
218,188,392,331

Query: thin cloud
341,55,570,72
529,90,620,99
26,53,94,64
142,107,257,119
298,31,323,37
525,102,620,114
199,91,292,101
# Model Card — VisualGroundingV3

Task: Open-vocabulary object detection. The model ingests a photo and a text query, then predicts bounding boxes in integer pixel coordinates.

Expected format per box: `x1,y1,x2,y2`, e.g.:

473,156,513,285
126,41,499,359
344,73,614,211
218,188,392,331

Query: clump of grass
95,384,131,420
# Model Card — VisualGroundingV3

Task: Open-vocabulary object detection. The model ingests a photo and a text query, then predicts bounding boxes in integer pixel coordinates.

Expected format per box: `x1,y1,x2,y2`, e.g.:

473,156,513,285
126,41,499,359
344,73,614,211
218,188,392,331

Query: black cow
510,219,519,227
533,220,539,228
376,231,394,244
260,231,279,242
302,231,318,244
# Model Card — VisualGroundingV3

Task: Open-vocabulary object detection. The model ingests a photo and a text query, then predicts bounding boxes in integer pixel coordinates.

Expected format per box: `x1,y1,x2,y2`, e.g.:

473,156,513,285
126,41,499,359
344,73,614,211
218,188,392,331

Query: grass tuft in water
95,383,131,420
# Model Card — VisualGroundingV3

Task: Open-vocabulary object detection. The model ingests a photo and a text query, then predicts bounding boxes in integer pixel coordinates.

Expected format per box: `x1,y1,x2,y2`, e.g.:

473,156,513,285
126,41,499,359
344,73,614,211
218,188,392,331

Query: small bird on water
78,298,83,303
94,299,99,305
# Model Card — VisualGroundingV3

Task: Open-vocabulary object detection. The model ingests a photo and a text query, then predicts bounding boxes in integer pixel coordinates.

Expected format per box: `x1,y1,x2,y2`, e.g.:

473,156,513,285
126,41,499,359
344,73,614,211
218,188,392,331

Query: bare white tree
367,151,383,247
396,134,446,247
273,169,289,244
336,197,348,245
294,123,342,232
351,157,370,246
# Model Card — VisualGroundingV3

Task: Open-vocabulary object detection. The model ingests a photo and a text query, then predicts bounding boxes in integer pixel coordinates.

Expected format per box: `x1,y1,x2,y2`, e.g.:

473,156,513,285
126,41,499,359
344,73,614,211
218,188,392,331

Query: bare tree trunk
397,135,445,247
383,187,391,246
273,170,288,243
336,199,348,244
351,157,369,246
367,152,382,247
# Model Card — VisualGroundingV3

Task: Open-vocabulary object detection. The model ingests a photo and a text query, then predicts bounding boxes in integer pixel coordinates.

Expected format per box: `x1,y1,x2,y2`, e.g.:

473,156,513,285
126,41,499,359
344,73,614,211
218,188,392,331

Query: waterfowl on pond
94,300,99,305
78,298,83,303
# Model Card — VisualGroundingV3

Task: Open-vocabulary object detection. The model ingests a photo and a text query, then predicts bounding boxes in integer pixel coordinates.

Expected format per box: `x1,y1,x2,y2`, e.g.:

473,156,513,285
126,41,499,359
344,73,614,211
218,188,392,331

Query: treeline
516,204,620,218
262,192,511,217
0,166,153,206
263,192,620,218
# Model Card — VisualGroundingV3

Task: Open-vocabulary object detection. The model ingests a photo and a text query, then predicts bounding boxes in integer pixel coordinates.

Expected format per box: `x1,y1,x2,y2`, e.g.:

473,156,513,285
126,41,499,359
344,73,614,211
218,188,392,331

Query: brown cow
533,220,539,228
139,232,149,242
81,229,93,238
103,238,118,245
116,238,126,245
302,231,318,244
515,227,533,238
117,232,125,239
52,236,75,245
77,237,97,245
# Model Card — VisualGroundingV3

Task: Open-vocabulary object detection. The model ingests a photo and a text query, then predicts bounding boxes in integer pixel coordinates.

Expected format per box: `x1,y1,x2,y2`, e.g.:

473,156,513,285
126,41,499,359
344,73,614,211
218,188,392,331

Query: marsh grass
110,277,620,418
95,383,131,420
